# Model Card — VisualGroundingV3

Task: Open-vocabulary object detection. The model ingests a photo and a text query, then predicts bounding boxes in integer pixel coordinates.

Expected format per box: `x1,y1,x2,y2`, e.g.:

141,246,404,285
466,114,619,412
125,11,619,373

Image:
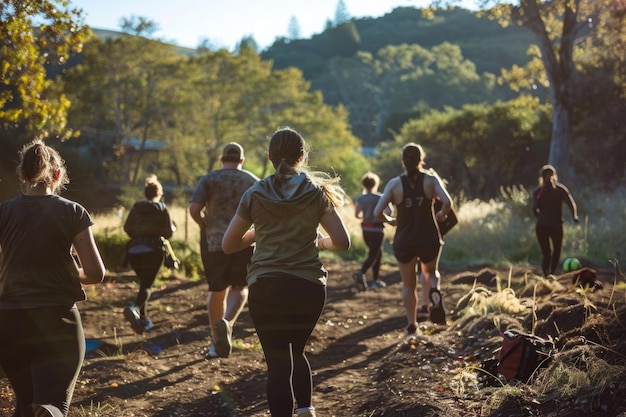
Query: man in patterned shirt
189,143,259,358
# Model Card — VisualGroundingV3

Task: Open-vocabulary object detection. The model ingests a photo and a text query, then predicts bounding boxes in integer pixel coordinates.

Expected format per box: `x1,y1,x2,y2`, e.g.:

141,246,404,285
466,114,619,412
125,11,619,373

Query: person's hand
435,211,447,223
574,216,579,223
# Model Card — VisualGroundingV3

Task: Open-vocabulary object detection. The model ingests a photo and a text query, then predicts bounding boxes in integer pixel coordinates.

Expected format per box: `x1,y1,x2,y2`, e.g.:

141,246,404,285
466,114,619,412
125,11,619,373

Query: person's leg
223,247,253,324
549,225,564,275
290,284,325,412
129,251,163,318
420,246,442,301
30,307,84,416
397,257,419,332
224,285,248,323
361,231,381,274
0,309,35,416
248,276,300,417
203,250,230,356
420,246,445,324
207,289,227,342
536,224,552,276
364,231,384,281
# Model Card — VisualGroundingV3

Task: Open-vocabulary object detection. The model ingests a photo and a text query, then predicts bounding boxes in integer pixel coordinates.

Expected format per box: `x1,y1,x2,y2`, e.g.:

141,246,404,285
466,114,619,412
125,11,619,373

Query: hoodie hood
252,173,320,216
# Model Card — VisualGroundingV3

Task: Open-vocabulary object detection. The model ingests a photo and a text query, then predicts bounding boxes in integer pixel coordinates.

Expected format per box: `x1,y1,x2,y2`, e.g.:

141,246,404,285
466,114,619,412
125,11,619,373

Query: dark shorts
202,247,253,292
393,244,441,264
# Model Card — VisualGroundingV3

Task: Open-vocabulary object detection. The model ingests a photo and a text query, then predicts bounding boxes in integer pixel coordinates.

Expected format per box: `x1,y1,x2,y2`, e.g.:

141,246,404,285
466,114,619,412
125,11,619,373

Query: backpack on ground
496,330,555,383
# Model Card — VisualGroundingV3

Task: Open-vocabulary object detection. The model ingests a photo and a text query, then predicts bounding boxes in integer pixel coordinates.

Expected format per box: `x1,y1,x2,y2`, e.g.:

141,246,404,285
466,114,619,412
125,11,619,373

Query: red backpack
496,330,555,382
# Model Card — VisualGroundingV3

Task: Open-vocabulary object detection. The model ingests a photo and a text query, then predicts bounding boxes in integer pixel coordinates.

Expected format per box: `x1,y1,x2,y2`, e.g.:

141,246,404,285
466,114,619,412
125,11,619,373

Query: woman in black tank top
374,143,453,335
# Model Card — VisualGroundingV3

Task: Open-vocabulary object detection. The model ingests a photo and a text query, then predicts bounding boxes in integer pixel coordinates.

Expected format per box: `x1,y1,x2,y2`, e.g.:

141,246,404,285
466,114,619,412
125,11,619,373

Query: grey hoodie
237,173,333,286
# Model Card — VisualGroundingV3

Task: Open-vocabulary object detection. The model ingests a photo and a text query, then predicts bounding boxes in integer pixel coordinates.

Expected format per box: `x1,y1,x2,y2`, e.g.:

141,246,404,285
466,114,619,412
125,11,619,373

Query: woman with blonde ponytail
222,127,350,417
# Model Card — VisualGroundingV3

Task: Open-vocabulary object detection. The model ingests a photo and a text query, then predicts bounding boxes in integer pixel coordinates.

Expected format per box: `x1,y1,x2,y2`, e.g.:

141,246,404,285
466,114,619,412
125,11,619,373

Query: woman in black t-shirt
532,165,579,277
0,140,105,417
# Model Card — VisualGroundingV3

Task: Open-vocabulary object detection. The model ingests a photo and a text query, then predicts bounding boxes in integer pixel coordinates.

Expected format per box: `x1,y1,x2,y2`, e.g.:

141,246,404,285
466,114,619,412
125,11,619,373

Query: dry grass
92,185,625,269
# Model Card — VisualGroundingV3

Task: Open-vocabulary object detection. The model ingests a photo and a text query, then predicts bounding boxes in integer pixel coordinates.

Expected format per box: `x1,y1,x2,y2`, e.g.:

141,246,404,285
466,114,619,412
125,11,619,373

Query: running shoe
429,288,446,325
215,318,232,358
205,342,218,359
296,409,317,417
353,271,367,291
123,306,144,335
369,279,387,289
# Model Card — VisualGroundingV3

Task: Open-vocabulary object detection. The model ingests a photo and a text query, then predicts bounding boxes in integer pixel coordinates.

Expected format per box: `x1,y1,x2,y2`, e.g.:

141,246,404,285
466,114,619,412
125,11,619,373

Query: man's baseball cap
221,142,244,160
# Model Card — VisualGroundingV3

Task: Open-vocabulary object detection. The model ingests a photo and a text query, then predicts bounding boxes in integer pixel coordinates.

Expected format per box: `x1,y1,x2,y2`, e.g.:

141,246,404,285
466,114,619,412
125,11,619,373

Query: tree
334,0,351,25
376,94,552,199
438,0,620,179
0,0,91,137
288,16,302,40
62,34,183,188
119,15,159,38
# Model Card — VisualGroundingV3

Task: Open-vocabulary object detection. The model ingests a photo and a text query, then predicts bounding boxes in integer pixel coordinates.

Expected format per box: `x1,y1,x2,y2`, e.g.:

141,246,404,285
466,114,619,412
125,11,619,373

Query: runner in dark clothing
123,175,176,334
374,143,453,334
0,140,105,417
532,165,578,276
353,172,390,290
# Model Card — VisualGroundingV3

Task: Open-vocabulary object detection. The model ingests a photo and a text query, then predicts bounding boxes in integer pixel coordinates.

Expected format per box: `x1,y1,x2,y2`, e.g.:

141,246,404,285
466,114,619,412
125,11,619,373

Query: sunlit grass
91,186,624,270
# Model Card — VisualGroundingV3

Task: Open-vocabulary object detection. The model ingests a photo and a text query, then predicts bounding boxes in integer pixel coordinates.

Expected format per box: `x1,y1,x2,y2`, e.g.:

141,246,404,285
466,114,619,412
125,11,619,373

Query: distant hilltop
89,28,199,57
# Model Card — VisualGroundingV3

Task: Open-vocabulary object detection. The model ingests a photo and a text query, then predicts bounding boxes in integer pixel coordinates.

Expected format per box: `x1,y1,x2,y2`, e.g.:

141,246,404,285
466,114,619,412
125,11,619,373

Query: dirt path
1,260,624,417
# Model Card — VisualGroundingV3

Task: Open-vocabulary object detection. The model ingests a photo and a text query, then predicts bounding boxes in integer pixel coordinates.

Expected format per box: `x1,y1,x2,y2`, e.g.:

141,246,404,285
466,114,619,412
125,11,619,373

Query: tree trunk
520,0,581,180
548,99,573,179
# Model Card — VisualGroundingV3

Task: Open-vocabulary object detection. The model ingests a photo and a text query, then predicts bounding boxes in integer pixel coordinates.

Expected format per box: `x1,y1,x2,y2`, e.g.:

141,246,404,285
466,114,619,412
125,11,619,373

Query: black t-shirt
0,194,93,309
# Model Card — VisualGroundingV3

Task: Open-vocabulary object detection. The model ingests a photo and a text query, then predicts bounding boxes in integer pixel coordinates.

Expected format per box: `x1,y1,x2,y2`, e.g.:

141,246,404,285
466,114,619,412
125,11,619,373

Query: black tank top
393,174,441,248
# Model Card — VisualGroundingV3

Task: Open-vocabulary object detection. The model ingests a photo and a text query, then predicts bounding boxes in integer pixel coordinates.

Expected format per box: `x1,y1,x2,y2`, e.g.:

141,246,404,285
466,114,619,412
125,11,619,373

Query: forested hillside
1,1,624,210
263,7,536,144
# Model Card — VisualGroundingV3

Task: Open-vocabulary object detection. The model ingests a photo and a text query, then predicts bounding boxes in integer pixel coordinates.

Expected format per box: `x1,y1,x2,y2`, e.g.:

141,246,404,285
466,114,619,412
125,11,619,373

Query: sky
68,0,476,51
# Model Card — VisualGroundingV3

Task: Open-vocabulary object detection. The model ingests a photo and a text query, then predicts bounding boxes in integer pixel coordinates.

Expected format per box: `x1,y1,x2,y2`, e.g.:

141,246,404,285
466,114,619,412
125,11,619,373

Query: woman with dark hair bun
532,164,578,277
353,171,390,290
222,127,350,417
374,143,453,335
0,139,105,417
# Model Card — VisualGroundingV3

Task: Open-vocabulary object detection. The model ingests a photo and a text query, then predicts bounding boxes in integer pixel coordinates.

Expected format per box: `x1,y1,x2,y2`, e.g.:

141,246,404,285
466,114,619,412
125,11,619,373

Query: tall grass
440,185,625,269
91,186,624,272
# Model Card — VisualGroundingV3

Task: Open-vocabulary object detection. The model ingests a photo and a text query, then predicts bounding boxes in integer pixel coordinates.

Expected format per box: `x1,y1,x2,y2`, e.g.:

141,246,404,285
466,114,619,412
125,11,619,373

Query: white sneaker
295,407,317,417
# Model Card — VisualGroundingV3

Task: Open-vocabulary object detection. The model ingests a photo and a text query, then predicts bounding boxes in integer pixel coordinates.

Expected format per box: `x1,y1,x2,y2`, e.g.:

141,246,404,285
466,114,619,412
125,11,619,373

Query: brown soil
1,260,625,417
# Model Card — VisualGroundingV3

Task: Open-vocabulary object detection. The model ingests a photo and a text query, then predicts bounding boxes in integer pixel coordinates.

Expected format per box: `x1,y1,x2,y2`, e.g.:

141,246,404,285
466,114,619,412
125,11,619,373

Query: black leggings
128,251,164,316
0,306,84,416
248,275,326,417
360,230,384,279
536,223,563,276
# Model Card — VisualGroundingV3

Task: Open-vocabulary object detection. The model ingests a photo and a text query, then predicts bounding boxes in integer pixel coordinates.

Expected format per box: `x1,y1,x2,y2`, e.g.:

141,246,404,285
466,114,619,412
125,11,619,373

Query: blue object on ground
85,338,102,353
142,341,162,355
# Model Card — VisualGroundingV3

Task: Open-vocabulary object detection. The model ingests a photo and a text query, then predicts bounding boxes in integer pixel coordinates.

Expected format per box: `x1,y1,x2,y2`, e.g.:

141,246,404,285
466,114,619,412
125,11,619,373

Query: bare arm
222,214,255,254
354,200,363,219
318,208,351,252
374,177,400,224
426,170,453,222
72,227,105,285
189,202,205,228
